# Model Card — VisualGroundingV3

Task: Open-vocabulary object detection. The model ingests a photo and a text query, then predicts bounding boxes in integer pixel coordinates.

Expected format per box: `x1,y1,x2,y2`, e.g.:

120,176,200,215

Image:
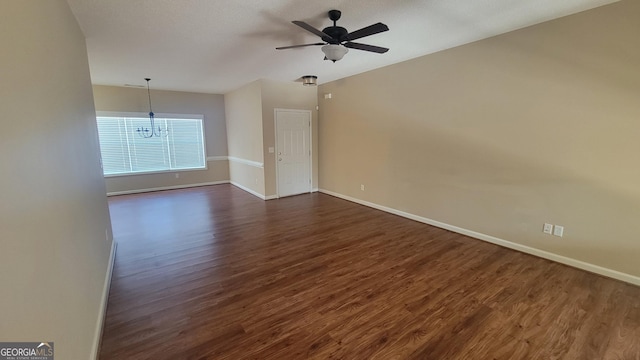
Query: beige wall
224,79,318,198
260,79,318,197
224,80,265,195
318,0,640,278
104,161,229,195
0,1,114,359
93,85,229,193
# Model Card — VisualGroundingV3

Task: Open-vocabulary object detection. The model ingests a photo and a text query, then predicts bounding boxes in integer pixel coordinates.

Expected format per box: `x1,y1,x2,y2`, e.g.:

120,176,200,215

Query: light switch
268,147,274,153
553,225,564,237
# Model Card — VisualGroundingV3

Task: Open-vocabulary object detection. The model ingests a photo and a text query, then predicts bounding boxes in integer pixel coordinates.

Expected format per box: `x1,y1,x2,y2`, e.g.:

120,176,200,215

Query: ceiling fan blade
292,21,327,38
276,43,325,50
346,22,389,41
344,42,389,54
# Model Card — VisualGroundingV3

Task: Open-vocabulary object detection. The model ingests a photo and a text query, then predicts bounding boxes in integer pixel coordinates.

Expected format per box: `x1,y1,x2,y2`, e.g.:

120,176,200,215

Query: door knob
278,158,282,161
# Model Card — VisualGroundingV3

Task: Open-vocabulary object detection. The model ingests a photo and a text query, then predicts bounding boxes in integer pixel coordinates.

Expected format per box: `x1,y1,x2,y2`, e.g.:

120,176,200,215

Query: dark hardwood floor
99,184,640,359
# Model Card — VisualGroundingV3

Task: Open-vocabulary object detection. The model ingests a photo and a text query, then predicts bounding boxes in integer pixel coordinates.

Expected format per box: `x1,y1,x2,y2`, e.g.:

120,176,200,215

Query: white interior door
276,109,311,197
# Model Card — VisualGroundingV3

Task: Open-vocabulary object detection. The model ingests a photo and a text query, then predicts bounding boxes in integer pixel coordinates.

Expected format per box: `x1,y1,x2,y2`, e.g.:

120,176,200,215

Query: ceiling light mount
301,75,318,86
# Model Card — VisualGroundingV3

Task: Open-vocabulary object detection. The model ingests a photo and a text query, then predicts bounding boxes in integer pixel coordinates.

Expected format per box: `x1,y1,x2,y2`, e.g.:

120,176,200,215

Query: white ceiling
66,0,617,94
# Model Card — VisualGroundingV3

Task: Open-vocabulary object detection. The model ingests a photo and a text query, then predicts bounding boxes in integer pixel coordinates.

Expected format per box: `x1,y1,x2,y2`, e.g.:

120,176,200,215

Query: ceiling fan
276,10,389,62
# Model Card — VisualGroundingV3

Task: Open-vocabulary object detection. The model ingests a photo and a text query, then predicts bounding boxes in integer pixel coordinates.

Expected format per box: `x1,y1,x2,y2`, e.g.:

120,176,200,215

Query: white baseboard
91,240,117,359
230,181,269,200
319,189,640,286
107,181,230,196
265,195,278,200
312,188,319,193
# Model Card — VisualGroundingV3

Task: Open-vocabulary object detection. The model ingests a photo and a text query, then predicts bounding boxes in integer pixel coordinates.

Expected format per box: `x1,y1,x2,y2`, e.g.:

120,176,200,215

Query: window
96,113,206,176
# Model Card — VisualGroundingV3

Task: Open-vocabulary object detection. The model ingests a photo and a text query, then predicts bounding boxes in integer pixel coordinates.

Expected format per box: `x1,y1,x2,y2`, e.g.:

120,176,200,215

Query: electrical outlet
553,225,564,237
543,223,553,234
175,173,180,178
360,184,365,191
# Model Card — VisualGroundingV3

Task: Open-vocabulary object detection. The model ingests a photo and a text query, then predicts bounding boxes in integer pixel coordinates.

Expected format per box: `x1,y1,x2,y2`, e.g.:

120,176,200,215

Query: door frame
274,108,313,198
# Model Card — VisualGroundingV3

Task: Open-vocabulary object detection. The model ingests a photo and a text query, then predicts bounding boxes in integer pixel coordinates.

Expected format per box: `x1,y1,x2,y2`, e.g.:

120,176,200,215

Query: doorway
275,109,312,197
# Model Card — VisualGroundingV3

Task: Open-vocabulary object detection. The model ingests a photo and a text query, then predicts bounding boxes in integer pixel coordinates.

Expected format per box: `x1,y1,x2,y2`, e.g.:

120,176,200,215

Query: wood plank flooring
99,184,640,359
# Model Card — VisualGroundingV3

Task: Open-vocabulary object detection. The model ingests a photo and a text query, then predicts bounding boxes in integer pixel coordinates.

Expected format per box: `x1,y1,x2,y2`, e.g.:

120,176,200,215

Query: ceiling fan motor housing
322,26,348,43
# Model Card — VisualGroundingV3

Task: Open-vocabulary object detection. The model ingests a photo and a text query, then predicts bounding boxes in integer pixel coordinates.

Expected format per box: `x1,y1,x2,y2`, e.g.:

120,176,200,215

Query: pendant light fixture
136,78,168,138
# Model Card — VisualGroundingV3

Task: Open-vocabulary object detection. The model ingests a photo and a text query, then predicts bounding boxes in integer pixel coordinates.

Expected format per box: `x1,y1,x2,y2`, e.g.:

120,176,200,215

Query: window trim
96,111,208,178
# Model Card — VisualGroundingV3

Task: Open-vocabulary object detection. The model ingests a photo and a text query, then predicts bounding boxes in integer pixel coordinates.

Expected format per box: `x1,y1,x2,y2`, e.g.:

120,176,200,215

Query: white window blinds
96,115,206,176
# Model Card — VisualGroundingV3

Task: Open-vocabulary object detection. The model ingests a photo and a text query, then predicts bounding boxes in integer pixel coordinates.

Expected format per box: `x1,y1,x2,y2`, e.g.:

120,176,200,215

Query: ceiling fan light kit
276,9,389,62
321,45,348,62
